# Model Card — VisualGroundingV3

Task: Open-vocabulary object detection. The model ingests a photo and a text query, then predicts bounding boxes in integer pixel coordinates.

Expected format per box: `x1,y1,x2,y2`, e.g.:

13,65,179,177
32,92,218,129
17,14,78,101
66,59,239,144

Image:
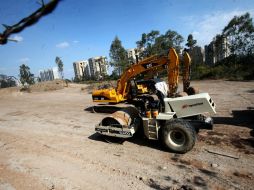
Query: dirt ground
0,80,253,190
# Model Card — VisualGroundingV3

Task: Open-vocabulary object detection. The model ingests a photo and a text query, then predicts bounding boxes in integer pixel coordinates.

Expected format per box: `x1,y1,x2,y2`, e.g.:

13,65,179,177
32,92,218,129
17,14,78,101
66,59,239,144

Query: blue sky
0,0,253,79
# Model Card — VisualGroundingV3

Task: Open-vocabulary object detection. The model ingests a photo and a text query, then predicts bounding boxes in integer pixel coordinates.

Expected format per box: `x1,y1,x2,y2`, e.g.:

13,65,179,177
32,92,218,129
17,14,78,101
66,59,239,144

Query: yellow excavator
92,48,195,103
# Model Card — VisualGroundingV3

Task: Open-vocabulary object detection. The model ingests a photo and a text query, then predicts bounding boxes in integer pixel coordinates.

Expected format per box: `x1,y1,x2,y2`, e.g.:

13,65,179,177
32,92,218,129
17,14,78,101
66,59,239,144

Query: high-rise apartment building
127,48,143,63
39,67,60,82
88,56,108,79
205,36,230,65
73,60,90,80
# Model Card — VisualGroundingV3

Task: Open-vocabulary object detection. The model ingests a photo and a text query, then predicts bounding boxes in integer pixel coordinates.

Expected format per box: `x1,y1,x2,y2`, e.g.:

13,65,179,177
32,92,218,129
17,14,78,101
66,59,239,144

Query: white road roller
95,92,216,153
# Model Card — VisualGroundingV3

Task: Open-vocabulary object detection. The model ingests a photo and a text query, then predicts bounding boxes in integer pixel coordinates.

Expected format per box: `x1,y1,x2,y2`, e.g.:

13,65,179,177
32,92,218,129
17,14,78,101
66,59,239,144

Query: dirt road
0,80,253,190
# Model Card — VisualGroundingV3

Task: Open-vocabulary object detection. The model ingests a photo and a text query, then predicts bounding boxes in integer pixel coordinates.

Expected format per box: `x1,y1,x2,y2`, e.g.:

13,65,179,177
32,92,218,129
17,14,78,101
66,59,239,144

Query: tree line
19,56,64,86
109,12,254,80
109,29,184,77
195,12,254,80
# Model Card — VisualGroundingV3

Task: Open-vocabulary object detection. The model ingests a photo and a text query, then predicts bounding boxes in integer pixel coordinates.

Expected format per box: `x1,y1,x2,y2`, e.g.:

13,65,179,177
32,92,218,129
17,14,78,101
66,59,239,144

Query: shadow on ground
84,105,123,114
88,133,105,143
84,102,134,114
213,109,254,129
203,109,254,153
246,89,254,93
88,131,168,152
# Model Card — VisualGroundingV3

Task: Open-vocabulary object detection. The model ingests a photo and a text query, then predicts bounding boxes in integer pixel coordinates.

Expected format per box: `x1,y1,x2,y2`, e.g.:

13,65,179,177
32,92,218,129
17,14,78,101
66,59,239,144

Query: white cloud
12,35,23,42
73,40,79,43
183,10,254,46
18,57,30,63
56,41,70,48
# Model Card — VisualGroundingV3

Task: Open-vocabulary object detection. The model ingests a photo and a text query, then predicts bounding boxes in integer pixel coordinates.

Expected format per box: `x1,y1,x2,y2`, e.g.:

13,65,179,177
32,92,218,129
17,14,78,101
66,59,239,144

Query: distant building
88,56,108,79
127,48,143,63
73,60,90,80
127,48,137,63
205,36,230,65
214,36,230,63
73,56,108,80
39,67,60,82
205,42,215,66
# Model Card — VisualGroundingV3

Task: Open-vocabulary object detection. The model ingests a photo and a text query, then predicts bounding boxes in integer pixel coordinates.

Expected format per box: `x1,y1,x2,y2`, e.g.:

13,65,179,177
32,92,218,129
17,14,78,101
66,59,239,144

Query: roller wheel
162,119,196,153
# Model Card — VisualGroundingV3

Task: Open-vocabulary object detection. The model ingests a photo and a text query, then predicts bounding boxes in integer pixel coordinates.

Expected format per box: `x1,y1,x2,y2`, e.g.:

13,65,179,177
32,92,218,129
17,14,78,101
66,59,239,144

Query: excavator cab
129,79,138,99
127,79,151,100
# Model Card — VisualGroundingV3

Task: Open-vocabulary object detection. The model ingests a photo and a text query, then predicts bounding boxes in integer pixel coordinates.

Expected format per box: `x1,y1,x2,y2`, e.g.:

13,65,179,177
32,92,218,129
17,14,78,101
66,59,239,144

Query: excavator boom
92,48,190,103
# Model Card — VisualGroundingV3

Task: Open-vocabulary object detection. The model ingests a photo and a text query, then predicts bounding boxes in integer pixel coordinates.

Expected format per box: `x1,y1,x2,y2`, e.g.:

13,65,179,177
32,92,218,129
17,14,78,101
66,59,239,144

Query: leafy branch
0,0,60,45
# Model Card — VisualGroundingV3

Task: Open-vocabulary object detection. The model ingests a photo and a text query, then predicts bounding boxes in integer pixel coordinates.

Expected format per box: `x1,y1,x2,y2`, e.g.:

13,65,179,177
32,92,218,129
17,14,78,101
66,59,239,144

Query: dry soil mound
29,80,67,92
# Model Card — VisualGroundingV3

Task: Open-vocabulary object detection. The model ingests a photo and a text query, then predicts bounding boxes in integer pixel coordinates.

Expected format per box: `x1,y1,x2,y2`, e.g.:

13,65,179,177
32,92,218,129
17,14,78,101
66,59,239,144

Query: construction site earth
0,80,253,190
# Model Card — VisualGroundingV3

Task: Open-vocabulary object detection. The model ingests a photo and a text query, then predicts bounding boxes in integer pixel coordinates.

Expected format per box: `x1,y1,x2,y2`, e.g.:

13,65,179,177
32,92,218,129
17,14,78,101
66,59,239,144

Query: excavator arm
92,48,187,103
116,55,168,99
92,54,169,103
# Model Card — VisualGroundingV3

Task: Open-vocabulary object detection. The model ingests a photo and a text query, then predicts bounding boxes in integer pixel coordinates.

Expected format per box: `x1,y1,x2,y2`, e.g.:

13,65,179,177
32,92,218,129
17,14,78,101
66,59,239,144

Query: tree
109,36,128,76
55,56,64,79
185,34,197,50
214,34,227,63
136,29,184,58
19,64,34,85
159,30,184,54
110,69,119,80
185,34,200,79
136,30,160,58
222,12,254,55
